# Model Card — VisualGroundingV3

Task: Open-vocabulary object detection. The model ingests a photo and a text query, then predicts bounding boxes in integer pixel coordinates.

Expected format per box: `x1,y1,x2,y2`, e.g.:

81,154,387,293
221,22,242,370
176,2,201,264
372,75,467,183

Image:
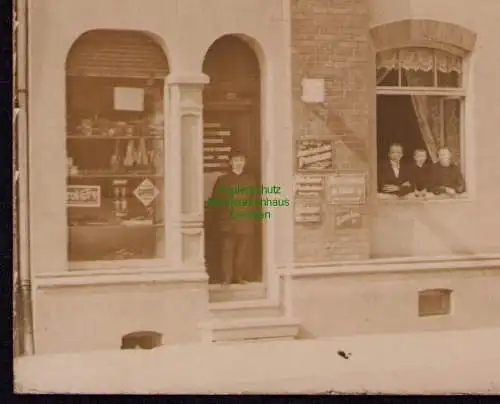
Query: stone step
199,316,301,343
209,283,267,303
209,300,284,320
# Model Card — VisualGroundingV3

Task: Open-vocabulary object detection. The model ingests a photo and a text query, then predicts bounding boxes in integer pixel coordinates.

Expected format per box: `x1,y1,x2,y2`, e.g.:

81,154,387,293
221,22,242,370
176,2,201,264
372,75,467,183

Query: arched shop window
376,47,466,199
65,30,169,262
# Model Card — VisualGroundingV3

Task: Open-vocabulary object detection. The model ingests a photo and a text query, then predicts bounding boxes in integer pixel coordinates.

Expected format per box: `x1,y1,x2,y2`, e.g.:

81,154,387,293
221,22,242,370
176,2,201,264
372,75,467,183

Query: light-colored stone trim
370,19,477,55
167,73,210,86
35,269,208,289
166,73,208,270
281,254,500,278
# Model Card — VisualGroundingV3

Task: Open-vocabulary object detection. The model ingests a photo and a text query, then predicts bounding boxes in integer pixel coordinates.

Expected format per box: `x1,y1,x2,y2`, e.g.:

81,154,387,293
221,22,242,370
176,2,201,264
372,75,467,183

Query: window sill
36,268,208,289
376,193,472,204
68,258,168,271
282,254,500,279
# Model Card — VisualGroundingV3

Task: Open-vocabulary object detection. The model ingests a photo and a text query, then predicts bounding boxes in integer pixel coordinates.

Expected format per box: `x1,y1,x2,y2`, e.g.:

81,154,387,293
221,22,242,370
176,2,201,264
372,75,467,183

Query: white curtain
377,48,462,163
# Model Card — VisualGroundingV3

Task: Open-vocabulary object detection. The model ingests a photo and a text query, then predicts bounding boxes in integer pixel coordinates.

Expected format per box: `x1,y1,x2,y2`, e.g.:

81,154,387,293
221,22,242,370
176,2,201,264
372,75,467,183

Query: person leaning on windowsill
406,148,433,200
430,147,465,197
377,143,413,199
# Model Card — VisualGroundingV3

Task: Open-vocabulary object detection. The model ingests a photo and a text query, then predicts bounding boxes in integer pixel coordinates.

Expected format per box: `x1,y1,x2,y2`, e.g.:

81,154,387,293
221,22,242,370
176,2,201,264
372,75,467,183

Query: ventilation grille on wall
418,289,452,317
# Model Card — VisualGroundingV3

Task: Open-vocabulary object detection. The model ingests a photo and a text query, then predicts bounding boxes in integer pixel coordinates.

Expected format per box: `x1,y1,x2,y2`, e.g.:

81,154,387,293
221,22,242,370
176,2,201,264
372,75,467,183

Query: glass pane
438,71,461,87
436,50,462,88
66,76,165,262
401,69,434,87
400,48,435,87
376,50,399,86
443,98,462,167
377,67,398,86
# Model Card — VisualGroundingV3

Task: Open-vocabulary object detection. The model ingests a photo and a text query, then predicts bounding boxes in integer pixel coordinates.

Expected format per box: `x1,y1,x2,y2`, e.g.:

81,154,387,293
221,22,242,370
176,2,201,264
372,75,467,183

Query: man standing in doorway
210,150,259,286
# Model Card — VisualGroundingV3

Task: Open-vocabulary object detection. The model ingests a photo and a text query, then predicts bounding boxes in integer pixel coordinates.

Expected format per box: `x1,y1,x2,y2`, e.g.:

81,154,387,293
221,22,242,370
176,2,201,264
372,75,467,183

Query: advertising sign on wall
294,174,324,198
204,126,233,173
66,185,101,208
294,200,322,224
296,139,334,172
334,207,363,230
327,174,366,204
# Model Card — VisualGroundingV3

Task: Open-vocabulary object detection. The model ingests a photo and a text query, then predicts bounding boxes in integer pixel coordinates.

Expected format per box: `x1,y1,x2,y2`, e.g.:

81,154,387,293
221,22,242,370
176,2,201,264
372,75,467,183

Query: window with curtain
376,47,466,200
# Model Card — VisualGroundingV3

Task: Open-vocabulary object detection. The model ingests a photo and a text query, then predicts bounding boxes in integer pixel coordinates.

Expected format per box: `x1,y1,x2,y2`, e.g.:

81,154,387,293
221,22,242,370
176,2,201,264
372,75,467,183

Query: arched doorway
65,30,169,263
202,35,263,293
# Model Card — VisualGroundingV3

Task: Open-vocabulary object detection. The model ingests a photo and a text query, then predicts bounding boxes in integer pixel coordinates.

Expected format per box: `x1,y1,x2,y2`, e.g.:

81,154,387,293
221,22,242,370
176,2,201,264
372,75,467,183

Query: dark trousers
221,233,252,284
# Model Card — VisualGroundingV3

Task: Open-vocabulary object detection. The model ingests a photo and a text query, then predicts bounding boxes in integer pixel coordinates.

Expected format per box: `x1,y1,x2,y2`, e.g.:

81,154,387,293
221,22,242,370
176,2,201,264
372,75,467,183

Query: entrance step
199,316,301,343
209,282,267,303
209,300,284,320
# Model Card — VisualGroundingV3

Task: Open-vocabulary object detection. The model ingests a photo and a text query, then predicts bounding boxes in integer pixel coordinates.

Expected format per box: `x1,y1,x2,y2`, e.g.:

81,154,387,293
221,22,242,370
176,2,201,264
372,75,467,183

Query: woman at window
430,147,465,197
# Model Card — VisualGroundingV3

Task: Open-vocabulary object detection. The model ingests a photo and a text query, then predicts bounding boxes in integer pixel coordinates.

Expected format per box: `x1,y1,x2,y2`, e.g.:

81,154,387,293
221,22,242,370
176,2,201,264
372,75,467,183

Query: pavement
14,327,500,394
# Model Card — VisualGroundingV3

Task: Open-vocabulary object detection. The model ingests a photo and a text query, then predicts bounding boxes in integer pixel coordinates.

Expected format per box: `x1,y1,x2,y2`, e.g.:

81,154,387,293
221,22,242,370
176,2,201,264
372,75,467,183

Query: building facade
22,0,500,354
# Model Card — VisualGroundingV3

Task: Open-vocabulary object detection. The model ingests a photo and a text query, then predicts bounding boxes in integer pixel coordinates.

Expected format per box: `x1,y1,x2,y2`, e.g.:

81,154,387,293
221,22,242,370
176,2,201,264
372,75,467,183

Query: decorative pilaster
166,73,210,271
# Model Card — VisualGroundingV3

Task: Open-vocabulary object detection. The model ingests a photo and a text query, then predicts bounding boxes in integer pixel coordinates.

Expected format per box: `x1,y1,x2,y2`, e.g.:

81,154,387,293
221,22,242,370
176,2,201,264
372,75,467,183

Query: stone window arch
370,19,477,56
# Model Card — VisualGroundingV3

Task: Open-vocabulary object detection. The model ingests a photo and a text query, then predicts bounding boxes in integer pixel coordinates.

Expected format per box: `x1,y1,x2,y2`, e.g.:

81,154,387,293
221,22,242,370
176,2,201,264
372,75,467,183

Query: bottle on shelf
123,140,135,168
112,179,128,218
110,139,121,172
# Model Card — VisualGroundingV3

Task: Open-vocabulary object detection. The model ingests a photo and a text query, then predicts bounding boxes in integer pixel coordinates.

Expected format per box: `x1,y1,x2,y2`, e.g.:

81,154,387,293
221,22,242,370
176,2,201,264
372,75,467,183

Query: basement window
418,288,452,317
121,331,163,349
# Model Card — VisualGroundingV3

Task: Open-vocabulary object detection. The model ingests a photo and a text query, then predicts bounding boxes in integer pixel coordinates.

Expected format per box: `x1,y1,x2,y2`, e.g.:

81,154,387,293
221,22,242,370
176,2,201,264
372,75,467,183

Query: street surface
14,327,500,394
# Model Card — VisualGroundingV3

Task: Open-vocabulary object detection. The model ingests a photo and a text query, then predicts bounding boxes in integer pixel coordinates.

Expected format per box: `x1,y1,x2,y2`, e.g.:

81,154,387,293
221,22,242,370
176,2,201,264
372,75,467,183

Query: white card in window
113,87,145,111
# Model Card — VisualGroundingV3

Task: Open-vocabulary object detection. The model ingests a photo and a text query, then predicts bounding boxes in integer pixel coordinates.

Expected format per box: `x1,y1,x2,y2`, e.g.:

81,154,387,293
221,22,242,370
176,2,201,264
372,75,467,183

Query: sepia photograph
12,0,500,395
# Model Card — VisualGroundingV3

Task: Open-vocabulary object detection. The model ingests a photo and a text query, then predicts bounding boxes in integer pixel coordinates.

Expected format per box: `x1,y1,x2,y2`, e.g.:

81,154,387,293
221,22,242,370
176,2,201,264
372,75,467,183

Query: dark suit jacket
430,163,465,194
209,171,259,235
378,160,412,195
408,163,433,191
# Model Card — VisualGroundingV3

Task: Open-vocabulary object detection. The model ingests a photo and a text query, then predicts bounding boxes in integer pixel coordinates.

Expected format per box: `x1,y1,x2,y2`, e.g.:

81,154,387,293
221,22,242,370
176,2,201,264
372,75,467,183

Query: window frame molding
65,29,171,269
371,19,477,204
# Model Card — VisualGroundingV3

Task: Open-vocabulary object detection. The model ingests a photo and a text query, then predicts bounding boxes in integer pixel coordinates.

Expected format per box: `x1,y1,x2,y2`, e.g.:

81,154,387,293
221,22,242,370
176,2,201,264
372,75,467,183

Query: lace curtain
377,48,462,163
443,99,461,165
376,48,462,85
408,94,442,163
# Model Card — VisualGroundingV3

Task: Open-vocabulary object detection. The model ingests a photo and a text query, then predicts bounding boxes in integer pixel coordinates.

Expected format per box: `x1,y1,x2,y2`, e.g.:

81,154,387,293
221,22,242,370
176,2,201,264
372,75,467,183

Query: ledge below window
68,258,169,271
376,193,472,204
281,254,500,278
36,267,208,289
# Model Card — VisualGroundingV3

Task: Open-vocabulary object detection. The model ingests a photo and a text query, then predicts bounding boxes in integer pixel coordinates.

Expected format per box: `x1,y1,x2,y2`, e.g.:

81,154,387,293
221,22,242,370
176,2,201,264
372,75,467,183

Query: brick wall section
291,0,374,262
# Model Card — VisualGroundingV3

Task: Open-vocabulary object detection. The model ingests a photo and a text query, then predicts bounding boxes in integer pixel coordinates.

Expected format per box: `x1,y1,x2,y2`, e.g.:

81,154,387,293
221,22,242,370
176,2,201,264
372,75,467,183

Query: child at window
409,149,432,199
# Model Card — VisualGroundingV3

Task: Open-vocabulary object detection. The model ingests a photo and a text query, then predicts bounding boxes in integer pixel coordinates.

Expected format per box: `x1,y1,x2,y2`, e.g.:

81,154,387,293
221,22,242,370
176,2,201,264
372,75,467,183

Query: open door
202,35,263,296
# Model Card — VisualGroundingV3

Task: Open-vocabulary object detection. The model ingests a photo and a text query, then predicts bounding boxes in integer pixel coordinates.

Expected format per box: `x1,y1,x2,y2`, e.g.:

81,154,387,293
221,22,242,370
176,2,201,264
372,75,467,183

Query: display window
66,74,166,262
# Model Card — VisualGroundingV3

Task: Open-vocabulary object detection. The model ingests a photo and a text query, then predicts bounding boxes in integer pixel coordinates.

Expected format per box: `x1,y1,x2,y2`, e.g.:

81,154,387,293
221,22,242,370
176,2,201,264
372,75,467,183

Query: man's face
230,155,246,173
438,149,452,167
414,150,427,166
389,146,403,162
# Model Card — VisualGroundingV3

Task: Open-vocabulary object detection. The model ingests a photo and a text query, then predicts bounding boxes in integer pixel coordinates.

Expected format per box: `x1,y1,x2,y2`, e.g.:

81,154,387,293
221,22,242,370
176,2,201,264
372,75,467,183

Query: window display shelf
69,222,164,229
67,135,163,140
68,173,163,179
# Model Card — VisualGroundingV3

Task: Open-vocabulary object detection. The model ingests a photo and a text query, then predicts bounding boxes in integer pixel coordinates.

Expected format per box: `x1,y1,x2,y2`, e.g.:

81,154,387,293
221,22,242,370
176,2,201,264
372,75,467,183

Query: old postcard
13,0,500,395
